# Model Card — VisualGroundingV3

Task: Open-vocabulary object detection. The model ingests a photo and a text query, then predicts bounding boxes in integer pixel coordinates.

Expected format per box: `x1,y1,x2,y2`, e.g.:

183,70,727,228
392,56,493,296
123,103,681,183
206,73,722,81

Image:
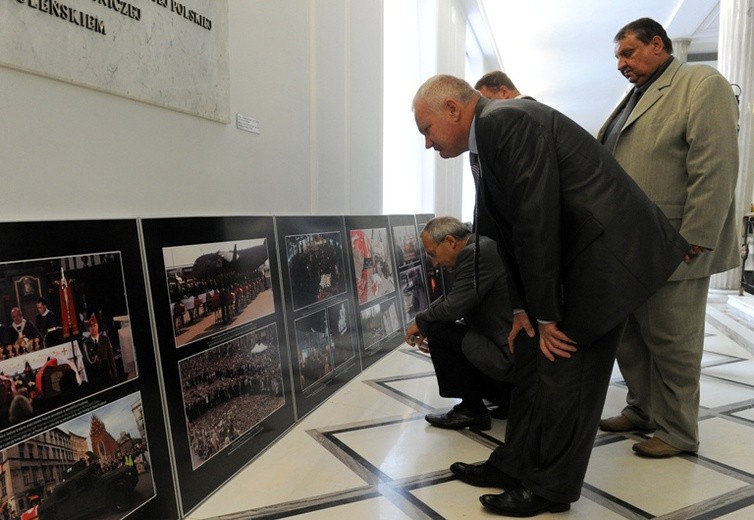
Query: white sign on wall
1,0,230,123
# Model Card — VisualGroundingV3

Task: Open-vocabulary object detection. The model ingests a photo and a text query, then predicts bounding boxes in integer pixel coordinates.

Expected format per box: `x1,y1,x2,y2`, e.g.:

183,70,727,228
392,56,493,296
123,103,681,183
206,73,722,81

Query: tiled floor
188,297,754,519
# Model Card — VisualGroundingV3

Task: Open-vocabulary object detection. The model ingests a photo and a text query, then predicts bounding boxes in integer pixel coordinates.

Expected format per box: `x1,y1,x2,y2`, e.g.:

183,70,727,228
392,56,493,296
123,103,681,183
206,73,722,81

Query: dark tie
603,89,641,153
469,153,482,293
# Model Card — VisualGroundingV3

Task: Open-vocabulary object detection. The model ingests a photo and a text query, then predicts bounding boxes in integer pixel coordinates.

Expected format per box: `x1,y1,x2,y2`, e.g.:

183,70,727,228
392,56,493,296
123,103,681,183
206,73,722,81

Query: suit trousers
425,321,513,405
618,277,710,452
488,321,625,503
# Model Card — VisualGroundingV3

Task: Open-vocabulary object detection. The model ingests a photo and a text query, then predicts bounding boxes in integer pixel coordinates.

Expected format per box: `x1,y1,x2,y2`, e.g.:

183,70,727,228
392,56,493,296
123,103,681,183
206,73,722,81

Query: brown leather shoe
599,414,642,432
632,437,682,458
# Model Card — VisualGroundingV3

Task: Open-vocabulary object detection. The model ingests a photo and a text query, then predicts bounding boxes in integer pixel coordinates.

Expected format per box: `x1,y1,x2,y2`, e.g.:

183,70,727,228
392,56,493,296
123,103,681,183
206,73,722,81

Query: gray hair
422,216,471,244
412,74,480,112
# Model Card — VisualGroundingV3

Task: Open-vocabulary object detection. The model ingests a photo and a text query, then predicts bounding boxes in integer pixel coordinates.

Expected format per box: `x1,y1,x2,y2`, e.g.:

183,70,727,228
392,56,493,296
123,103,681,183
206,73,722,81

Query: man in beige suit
598,18,739,457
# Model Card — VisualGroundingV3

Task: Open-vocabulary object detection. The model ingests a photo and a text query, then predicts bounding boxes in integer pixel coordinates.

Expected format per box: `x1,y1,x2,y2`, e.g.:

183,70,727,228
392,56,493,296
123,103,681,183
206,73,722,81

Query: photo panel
141,217,293,517
389,215,430,329
275,216,360,418
2,392,157,520
344,216,404,369
415,213,445,303
0,220,177,520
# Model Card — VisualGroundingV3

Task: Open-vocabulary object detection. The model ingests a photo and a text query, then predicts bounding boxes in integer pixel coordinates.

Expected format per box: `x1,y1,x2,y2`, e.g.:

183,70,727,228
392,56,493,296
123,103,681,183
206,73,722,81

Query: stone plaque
1,0,229,122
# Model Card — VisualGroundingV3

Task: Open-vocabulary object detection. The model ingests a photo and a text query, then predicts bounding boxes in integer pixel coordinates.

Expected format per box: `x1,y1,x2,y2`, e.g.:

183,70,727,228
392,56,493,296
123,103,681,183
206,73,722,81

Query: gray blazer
598,59,739,280
415,235,514,381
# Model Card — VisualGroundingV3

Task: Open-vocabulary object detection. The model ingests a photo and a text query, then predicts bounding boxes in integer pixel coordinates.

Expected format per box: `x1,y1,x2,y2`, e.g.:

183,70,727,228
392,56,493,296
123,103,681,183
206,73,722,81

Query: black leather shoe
425,405,491,430
449,461,519,488
480,487,570,517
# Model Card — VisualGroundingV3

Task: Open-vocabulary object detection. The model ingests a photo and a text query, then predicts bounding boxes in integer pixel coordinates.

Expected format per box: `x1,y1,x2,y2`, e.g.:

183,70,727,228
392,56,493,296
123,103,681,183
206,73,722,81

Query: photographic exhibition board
414,213,445,304
274,216,361,418
0,220,177,520
389,215,430,329
140,217,294,517
344,215,404,369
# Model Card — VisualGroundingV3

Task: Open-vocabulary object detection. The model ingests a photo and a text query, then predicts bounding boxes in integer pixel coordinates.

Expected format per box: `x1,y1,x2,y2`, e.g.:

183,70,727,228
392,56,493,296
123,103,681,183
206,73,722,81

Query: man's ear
445,99,462,121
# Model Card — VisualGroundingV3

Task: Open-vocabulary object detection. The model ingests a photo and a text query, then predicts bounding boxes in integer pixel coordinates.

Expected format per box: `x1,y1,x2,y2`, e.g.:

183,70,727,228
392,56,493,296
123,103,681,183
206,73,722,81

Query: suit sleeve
681,73,739,248
415,245,499,335
485,112,563,323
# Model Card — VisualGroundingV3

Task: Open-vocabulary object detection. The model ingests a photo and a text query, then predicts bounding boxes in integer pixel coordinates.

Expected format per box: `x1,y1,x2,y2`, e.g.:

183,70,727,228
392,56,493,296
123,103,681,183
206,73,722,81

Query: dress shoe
632,437,682,458
599,414,648,432
480,487,570,517
449,461,519,488
489,405,509,420
425,405,491,430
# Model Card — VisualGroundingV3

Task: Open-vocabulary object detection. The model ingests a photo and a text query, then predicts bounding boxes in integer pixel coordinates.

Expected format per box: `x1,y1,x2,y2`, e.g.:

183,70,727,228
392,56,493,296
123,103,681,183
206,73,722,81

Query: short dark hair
422,216,471,244
475,71,518,92
615,17,673,55
37,297,47,306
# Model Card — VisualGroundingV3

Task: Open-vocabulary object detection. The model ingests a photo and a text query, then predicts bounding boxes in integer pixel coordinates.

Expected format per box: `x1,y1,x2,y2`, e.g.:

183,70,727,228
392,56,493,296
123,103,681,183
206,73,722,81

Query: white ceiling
479,0,720,134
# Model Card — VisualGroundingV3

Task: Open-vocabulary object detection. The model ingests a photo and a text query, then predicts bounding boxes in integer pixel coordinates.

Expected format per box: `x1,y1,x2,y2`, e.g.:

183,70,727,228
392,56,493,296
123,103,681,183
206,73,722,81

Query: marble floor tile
188,302,754,519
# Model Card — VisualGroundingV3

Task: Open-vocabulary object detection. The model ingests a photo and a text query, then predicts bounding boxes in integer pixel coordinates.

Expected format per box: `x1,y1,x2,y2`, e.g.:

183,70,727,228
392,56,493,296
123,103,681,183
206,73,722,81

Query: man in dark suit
475,71,527,100
405,216,523,430
412,74,691,517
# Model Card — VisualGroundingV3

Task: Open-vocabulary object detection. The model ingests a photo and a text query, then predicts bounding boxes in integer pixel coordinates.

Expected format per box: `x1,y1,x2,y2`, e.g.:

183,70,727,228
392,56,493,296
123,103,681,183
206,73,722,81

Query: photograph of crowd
359,298,401,350
391,225,421,269
350,228,396,305
0,253,138,439
295,303,356,392
163,239,274,348
285,232,347,311
179,324,285,469
399,265,429,324
0,393,155,520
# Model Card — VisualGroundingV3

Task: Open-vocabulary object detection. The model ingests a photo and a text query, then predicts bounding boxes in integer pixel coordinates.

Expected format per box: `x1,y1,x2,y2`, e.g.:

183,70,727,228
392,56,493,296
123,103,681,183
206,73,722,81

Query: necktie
603,89,641,153
470,153,481,293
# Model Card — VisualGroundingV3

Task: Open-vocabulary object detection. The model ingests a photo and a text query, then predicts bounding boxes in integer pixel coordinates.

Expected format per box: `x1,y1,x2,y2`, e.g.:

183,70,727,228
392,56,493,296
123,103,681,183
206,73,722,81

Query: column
711,0,754,291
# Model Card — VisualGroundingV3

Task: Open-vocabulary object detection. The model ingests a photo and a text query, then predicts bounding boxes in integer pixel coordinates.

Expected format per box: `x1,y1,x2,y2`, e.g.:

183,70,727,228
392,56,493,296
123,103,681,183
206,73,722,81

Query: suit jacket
474,97,689,344
597,59,739,280
415,235,514,381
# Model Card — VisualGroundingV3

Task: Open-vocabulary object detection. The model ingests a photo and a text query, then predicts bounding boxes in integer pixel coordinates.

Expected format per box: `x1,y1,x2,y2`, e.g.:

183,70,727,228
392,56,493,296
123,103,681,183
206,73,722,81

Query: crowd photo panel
0,219,177,520
140,216,293,518
275,216,361,418
344,215,404,370
389,215,431,328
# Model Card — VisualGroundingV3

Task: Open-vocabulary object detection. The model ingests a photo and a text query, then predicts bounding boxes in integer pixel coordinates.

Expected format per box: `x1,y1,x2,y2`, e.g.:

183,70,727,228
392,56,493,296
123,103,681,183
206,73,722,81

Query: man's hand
405,323,429,352
508,312,536,354
538,322,577,361
683,244,710,263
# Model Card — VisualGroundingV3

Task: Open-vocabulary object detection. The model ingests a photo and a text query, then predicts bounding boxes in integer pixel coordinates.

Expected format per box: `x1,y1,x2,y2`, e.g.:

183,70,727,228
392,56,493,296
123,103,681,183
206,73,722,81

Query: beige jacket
598,59,740,280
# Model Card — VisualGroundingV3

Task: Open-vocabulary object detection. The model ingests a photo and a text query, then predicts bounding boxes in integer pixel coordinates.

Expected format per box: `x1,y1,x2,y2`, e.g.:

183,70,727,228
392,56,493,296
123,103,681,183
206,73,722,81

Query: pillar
711,0,754,290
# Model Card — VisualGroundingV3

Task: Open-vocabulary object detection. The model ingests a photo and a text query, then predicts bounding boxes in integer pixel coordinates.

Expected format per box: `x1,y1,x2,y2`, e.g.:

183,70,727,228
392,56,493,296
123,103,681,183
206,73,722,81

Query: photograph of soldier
179,324,285,469
392,225,421,269
285,232,347,311
0,253,137,438
163,239,274,348
1,393,155,520
350,228,396,305
359,298,401,350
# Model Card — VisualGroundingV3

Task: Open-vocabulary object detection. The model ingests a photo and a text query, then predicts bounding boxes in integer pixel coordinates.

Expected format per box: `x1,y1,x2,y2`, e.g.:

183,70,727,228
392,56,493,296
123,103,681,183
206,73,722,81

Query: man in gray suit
598,18,739,458
412,74,690,516
405,216,519,431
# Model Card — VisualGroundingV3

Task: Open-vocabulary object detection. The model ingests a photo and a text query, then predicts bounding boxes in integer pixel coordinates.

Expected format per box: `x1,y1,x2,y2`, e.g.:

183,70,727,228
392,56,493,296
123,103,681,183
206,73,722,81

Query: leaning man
405,216,524,430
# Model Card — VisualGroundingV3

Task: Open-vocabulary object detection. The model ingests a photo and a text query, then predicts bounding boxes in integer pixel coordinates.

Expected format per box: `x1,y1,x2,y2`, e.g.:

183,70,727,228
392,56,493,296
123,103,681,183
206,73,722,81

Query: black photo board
344,215,403,369
140,217,294,517
0,220,177,520
275,216,360,417
389,215,430,328
414,213,445,304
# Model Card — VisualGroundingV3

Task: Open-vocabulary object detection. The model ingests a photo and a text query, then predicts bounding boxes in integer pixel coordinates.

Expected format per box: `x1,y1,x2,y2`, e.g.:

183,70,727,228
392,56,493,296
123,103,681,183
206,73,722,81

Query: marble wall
1,0,229,122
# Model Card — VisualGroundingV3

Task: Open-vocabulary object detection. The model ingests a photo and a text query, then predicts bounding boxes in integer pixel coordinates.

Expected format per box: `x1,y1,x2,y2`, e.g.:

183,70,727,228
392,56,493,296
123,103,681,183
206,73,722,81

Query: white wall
0,0,383,220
